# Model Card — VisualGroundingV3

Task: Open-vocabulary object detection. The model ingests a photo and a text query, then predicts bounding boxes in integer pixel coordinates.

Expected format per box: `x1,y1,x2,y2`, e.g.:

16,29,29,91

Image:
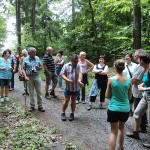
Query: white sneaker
4,97,9,102
58,88,61,92
0,97,4,103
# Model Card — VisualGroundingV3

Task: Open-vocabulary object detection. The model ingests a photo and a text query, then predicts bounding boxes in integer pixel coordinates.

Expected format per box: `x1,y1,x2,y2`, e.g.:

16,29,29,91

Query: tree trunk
31,1,36,40
16,0,21,55
133,0,141,49
24,0,28,23
88,0,97,41
72,0,76,51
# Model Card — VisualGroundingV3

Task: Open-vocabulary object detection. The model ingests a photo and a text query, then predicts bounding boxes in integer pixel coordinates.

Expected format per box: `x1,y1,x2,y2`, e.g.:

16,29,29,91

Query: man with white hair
22,47,45,112
43,46,58,99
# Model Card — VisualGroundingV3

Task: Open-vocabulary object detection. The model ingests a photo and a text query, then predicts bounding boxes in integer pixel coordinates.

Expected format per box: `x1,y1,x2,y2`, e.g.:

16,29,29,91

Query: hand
67,79,73,83
25,76,29,81
1,67,6,70
13,68,16,73
138,83,145,91
78,81,84,87
36,65,41,70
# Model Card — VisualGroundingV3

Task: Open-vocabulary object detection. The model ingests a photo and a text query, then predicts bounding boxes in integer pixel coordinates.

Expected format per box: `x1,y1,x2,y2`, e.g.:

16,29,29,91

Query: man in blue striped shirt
43,46,58,99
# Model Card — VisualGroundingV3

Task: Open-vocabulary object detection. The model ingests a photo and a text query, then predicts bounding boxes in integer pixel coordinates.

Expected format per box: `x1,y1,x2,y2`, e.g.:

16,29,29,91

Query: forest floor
0,73,150,150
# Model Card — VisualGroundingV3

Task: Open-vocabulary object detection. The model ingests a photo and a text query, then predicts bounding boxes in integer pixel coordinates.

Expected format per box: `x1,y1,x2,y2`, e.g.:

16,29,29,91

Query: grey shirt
132,64,145,98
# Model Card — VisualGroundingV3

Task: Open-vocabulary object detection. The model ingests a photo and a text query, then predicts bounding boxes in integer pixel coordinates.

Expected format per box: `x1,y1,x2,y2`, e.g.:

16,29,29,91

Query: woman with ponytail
106,59,132,150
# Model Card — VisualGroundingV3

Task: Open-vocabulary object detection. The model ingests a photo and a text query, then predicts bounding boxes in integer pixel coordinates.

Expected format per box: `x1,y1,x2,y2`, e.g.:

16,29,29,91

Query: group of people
0,46,149,149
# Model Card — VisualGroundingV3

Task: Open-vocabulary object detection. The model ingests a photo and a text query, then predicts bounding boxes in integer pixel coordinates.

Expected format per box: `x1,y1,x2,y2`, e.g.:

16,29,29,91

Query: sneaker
118,147,124,150
9,88,14,91
58,88,61,92
76,100,79,104
50,91,57,98
29,107,35,112
61,113,66,121
143,142,150,148
4,97,9,102
87,105,92,111
99,104,106,109
126,131,140,139
139,128,147,133
0,97,4,103
69,113,74,121
82,101,86,104
45,93,51,99
38,107,45,112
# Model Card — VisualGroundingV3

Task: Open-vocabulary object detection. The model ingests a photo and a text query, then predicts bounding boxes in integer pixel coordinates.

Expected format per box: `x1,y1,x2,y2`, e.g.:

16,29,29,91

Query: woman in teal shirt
106,59,132,150
0,50,12,102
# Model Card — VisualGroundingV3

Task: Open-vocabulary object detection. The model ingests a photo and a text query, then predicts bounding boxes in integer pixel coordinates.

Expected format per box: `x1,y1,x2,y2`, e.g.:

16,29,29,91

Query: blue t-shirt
0,58,12,79
142,72,150,94
108,76,130,112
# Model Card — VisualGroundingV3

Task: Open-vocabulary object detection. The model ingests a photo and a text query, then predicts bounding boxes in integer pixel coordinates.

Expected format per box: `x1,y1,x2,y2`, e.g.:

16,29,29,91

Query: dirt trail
10,74,150,150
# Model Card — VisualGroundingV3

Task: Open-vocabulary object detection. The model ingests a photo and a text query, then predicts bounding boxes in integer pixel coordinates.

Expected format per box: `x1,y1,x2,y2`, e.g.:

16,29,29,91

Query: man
126,52,150,148
22,47,45,112
43,46,58,99
123,53,137,115
8,49,17,91
131,49,148,133
60,54,84,121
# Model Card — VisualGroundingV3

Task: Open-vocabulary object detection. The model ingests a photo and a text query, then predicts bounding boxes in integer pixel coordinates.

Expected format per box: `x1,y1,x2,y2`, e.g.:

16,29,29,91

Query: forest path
10,74,150,150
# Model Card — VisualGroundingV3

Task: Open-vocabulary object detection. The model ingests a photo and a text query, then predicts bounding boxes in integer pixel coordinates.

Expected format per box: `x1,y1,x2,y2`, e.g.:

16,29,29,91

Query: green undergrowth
0,100,62,150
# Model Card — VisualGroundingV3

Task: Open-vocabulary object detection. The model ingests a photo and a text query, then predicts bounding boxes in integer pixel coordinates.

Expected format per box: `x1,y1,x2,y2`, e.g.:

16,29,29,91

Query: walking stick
24,80,27,112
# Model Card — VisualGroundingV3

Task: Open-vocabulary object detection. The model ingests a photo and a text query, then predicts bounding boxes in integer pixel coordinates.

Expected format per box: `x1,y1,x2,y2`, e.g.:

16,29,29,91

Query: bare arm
43,64,49,72
106,78,112,99
86,59,94,73
138,83,150,91
99,65,109,75
128,83,132,101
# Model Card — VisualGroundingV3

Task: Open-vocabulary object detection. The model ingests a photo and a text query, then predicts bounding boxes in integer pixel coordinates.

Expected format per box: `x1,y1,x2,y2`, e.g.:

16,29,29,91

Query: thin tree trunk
88,0,97,41
31,1,36,40
16,0,21,55
133,0,141,49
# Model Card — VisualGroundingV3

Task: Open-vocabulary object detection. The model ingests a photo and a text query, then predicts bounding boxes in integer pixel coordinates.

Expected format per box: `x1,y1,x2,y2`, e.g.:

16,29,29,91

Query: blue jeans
56,68,62,88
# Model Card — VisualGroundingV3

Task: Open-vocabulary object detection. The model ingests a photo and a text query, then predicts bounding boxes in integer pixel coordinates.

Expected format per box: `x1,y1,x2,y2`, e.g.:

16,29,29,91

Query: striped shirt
43,53,55,73
22,56,42,76
0,58,12,79
60,62,81,92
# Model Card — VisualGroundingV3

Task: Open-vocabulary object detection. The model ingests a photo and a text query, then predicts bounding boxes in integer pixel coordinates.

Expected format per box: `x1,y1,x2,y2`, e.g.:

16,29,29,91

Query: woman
123,53,137,116
19,49,29,95
87,55,109,110
54,50,64,91
106,59,132,150
76,51,94,104
0,50,12,102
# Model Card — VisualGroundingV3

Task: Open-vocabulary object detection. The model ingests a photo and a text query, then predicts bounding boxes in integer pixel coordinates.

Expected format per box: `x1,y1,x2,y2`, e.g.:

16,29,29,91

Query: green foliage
0,14,7,48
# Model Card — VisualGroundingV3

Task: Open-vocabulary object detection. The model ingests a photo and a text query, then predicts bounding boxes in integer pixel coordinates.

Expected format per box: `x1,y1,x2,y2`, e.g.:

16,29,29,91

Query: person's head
114,59,125,74
22,49,28,57
28,47,36,58
125,53,132,63
71,54,79,67
139,51,150,66
47,46,53,55
2,49,11,58
134,49,144,63
99,55,105,64
79,51,86,60
57,50,63,57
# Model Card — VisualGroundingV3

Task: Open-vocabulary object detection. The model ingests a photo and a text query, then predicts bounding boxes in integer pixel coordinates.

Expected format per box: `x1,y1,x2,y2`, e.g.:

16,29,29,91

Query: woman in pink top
76,51,94,104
